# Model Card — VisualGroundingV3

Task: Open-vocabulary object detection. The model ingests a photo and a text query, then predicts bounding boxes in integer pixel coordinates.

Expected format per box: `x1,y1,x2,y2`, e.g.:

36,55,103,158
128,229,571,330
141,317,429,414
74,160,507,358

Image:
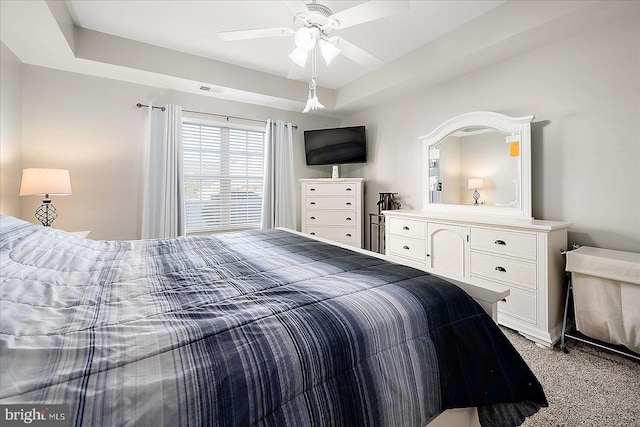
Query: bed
0,215,546,426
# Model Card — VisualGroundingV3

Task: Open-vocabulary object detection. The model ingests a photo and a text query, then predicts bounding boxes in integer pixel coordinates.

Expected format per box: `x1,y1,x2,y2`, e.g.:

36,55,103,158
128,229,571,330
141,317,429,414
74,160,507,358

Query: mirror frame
420,111,534,219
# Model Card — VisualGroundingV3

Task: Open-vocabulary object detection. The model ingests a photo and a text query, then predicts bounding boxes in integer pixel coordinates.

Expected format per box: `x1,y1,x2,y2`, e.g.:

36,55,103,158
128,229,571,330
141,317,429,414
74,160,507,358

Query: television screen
304,126,366,165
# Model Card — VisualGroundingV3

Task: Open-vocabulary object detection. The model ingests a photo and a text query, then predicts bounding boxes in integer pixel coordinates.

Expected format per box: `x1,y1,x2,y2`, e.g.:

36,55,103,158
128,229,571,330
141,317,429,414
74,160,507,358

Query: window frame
182,117,266,235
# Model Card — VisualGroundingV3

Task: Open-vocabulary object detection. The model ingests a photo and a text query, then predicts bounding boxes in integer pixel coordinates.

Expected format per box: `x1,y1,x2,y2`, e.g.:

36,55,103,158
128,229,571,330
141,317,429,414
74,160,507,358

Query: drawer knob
309,202,316,205
346,233,352,237
310,232,316,235
346,188,352,191
495,266,507,272
403,226,410,230
346,217,352,221
403,245,410,250
310,216,316,220
346,202,352,206
310,188,316,191
494,239,507,245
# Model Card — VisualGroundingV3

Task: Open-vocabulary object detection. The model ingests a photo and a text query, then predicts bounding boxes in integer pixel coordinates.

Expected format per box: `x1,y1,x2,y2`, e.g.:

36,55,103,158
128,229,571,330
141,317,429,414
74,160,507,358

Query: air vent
199,85,211,91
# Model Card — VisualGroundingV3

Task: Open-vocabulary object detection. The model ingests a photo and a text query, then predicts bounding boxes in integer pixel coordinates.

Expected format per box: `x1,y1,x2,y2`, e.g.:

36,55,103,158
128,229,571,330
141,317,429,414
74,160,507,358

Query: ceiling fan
217,1,410,70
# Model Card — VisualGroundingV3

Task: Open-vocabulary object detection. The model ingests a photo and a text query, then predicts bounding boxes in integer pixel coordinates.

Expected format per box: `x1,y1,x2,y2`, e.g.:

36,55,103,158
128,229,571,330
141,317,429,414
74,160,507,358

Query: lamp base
472,189,480,205
35,199,58,226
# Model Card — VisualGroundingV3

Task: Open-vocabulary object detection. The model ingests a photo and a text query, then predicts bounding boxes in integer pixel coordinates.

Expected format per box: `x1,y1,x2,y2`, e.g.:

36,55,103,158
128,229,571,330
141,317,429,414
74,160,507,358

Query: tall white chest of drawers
384,210,571,347
300,178,364,248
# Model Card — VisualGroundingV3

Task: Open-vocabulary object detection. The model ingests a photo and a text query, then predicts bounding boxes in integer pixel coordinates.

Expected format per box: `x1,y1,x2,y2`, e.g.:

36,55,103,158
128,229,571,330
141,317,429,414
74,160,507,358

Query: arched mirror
420,112,534,219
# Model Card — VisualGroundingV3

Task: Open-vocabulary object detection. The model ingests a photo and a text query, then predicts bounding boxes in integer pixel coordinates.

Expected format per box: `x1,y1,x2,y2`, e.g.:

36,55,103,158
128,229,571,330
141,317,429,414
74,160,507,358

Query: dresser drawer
305,197,356,210
389,236,426,262
306,226,357,244
304,182,358,196
305,211,357,226
471,252,537,290
388,217,426,240
498,287,537,325
471,228,537,260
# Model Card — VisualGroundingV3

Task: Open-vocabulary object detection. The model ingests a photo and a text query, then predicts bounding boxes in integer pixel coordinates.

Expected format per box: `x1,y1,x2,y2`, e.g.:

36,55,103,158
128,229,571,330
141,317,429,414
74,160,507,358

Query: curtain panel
141,103,185,239
261,120,296,230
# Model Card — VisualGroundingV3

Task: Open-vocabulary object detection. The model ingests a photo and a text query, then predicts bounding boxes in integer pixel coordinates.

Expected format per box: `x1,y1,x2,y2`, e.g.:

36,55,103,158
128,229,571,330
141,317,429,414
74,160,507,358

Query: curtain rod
135,103,298,129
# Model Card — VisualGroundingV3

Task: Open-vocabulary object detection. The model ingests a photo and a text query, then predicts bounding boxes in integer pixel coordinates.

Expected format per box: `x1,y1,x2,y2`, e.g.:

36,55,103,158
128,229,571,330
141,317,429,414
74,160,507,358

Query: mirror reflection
428,127,521,208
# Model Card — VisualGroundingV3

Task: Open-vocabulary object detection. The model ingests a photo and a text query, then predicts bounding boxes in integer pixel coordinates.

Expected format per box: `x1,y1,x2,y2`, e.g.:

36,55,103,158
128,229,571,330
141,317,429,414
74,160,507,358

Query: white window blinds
183,121,265,233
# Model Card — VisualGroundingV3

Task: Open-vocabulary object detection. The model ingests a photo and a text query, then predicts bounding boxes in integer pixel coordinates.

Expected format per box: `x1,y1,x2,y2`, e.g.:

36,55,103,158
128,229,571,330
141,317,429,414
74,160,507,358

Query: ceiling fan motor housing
306,2,332,17
294,2,338,35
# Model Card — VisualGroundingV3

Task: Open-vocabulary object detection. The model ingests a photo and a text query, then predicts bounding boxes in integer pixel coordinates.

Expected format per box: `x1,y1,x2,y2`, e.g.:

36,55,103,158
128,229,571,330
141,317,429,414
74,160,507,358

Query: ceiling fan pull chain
311,47,317,80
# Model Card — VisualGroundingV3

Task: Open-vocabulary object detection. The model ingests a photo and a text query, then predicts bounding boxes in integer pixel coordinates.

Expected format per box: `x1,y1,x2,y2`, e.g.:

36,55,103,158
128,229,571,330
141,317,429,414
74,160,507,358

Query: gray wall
13,65,339,239
0,42,22,217
341,14,640,253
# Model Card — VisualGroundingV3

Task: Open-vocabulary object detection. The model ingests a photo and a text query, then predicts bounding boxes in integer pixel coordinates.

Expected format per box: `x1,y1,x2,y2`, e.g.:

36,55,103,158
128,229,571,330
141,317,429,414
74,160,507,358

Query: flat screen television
304,125,366,165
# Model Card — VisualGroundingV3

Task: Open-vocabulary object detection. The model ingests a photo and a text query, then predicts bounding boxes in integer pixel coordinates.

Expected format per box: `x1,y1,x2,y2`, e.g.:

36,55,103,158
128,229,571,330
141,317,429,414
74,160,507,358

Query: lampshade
467,178,484,189
319,38,341,65
288,47,309,67
20,168,72,196
294,27,317,52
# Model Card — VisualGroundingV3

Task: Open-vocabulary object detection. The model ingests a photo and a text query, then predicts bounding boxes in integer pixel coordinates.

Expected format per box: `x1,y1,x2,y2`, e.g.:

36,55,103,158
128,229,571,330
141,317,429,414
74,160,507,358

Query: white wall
0,42,22,217
18,66,339,239
341,14,640,253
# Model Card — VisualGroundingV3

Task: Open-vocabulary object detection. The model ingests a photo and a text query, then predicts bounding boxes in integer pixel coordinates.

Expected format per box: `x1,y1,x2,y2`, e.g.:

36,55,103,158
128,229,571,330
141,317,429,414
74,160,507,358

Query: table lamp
20,168,72,226
468,178,484,205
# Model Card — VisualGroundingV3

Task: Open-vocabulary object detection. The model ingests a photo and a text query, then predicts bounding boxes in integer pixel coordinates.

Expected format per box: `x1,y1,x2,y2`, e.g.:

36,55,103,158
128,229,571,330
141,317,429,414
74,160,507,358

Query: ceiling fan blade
333,37,383,68
283,0,310,17
217,27,294,41
329,1,409,29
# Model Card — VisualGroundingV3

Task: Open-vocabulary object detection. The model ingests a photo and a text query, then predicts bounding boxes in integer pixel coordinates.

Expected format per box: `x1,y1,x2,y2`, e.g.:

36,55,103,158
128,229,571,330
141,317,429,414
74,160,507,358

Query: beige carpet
501,327,640,427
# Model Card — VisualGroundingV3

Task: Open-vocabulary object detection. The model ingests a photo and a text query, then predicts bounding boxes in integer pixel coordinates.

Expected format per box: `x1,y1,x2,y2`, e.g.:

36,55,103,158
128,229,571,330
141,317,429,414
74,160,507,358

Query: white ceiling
63,0,505,90
1,0,635,115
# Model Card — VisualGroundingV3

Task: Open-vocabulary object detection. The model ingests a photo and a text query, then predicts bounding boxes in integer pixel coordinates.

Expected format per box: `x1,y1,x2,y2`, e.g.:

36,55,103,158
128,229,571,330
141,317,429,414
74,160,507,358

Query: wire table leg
560,273,572,354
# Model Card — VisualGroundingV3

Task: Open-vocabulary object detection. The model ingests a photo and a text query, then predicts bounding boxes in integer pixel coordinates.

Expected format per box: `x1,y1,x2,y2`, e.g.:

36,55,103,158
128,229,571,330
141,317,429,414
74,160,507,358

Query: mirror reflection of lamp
19,168,72,226
468,178,484,205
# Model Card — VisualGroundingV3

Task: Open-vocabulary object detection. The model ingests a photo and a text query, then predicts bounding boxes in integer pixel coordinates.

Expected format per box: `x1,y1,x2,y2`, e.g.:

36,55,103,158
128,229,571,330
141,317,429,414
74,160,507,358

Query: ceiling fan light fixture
288,47,309,68
319,39,341,65
294,27,317,52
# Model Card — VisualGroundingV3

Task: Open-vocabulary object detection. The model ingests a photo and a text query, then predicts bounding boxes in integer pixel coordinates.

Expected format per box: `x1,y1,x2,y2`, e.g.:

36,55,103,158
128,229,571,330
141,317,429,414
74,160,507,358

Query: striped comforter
0,215,546,426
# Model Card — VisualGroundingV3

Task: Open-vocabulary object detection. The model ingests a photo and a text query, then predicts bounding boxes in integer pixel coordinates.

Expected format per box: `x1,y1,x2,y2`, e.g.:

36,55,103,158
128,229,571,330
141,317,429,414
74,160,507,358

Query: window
183,121,265,233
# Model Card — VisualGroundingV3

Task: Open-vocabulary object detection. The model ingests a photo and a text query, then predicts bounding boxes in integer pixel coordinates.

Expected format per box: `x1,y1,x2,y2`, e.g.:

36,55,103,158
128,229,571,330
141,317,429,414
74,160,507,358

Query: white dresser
384,210,571,347
300,178,364,248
